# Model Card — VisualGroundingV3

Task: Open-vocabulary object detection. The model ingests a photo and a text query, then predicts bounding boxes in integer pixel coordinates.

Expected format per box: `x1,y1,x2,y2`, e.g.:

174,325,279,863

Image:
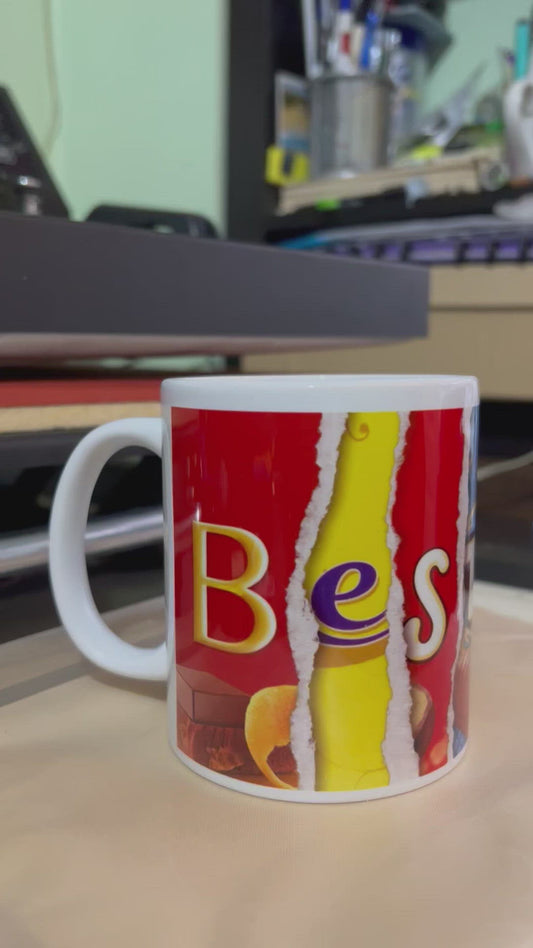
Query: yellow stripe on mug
306,412,399,791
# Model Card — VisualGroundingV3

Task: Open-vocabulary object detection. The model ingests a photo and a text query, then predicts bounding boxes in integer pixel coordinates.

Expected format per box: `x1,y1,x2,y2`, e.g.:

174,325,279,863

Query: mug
49,374,479,803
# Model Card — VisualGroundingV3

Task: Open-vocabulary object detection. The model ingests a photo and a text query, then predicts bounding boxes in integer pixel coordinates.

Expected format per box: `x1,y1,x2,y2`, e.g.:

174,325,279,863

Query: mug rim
161,374,479,413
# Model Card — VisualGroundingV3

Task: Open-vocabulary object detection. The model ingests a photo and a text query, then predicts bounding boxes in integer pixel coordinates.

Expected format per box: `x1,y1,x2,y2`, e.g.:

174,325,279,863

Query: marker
317,0,335,69
335,0,354,73
514,19,531,80
359,8,379,71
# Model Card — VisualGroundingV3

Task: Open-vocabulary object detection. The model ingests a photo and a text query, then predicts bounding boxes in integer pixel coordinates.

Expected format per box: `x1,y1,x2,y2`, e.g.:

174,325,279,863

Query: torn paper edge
382,411,419,783
285,412,347,792
447,405,471,758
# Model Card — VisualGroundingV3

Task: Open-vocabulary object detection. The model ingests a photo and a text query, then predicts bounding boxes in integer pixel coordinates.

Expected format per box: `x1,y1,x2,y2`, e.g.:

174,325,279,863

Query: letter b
192,521,276,653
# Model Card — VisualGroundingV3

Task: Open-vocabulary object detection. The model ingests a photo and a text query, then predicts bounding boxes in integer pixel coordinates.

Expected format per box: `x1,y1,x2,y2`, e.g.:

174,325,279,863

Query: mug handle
49,418,167,680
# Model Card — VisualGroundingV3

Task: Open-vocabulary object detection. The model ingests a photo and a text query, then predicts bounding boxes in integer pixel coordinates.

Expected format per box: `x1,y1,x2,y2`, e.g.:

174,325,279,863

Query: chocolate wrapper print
172,407,477,794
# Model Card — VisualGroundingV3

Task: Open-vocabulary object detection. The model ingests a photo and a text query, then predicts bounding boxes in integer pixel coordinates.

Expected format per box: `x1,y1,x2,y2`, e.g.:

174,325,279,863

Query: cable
42,0,61,158
478,450,533,482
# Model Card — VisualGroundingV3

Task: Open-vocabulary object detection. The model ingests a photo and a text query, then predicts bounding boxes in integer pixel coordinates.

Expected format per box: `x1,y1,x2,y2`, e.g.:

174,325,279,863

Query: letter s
404,548,450,662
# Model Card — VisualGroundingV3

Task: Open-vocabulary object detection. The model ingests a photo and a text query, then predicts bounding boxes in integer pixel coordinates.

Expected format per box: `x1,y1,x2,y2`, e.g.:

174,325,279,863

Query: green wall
427,0,533,109
0,0,227,227
54,0,227,226
0,0,64,180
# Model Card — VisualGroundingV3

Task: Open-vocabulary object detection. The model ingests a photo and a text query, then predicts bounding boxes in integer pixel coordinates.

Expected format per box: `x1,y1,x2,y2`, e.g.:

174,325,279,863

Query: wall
54,0,227,226
0,0,63,180
0,0,227,227
427,0,533,110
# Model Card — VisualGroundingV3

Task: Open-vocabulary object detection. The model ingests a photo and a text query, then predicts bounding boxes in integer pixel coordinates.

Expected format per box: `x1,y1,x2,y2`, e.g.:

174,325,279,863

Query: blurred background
1,0,533,642
0,0,526,229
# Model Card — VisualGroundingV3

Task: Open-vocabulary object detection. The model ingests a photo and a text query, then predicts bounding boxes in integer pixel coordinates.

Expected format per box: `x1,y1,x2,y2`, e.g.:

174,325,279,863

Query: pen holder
311,74,392,179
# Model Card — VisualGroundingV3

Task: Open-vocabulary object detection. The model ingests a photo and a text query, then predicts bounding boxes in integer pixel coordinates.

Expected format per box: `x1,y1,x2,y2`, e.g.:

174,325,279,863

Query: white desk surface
1,582,532,948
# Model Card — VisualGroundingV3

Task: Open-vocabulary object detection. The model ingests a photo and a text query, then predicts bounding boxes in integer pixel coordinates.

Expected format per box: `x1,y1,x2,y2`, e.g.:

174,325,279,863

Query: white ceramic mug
49,374,479,802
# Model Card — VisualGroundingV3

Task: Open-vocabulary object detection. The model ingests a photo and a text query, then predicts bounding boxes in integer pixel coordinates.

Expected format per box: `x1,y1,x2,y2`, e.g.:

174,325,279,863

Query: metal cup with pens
311,73,393,177
305,0,401,178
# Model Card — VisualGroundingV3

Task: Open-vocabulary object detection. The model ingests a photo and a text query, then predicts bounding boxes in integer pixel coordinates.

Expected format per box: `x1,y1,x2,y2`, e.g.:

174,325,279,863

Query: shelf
0,212,428,361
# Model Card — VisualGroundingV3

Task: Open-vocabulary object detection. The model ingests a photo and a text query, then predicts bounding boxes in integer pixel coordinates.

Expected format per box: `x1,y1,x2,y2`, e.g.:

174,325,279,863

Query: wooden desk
243,266,533,401
2,584,533,947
